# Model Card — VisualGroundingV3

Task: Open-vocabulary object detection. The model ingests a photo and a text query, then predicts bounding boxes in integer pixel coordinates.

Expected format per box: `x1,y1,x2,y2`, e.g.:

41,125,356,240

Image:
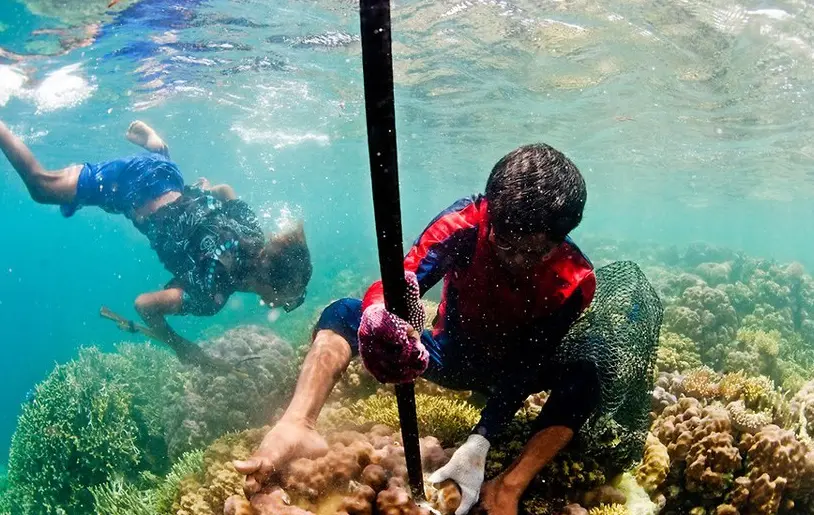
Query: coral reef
318,393,480,447
7,240,814,515
162,326,299,459
656,332,702,374
165,424,451,515
5,346,168,514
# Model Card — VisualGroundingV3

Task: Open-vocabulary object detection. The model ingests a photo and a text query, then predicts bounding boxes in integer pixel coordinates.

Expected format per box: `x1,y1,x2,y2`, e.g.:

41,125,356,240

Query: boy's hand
194,177,212,190
357,271,428,384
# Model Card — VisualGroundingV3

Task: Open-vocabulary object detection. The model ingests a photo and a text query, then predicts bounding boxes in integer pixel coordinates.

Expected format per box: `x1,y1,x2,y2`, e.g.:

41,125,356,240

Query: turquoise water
1,0,813,464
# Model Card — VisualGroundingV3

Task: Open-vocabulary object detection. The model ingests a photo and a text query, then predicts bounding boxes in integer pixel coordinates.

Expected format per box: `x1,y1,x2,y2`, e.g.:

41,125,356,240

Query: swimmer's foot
126,120,168,155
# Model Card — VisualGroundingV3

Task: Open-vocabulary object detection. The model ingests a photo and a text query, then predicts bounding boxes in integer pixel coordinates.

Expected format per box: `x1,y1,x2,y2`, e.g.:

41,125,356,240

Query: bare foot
126,120,168,154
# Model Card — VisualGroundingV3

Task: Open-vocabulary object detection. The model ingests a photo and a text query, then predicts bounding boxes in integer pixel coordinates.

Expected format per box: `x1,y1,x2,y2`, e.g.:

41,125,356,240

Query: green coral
90,477,157,515
324,393,480,446
0,468,9,514
6,347,145,514
153,449,206,514
89,448,205,515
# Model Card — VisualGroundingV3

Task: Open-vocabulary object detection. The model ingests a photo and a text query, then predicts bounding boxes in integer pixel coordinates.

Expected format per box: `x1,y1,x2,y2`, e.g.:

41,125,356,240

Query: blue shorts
315,298,502,393
60,152,184,218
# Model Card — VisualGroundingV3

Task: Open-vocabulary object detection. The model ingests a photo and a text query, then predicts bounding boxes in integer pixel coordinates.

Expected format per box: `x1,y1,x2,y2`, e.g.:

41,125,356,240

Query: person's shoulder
561,236,594,271
426,194,484,228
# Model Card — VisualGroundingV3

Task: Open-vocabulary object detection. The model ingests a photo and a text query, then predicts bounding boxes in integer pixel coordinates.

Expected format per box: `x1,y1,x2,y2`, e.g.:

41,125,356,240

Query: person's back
134,182,266,316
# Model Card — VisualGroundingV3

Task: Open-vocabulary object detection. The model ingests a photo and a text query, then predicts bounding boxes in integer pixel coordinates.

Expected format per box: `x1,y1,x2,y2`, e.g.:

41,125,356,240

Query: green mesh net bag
553,260,663,472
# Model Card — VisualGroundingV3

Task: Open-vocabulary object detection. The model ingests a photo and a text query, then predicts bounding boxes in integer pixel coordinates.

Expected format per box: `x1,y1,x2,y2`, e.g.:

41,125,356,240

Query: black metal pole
358,0,425,501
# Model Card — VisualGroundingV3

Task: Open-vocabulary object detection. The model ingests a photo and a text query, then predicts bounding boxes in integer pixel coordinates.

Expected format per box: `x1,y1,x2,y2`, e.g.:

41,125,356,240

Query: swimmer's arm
209,184,237,201
134,288,203,363
194,178,237,201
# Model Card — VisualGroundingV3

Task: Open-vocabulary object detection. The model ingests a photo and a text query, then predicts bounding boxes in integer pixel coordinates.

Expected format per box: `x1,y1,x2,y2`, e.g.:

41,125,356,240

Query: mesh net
553,260,663,471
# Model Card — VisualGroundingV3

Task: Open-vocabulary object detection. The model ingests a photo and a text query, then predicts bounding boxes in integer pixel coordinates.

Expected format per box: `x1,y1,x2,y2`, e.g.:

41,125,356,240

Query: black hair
484,143,586,241
261,222,313,297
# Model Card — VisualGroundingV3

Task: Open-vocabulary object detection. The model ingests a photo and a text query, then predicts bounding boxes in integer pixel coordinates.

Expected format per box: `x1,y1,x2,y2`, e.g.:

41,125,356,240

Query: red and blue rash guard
362,195,600,439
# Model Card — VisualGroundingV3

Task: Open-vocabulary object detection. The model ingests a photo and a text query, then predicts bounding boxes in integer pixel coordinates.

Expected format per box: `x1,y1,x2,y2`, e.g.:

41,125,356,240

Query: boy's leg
125,120,169,157
0,121,81,205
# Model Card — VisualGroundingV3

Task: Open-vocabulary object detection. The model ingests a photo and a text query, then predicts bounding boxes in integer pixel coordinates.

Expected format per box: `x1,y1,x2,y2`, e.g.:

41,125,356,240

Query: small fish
108,0,122,8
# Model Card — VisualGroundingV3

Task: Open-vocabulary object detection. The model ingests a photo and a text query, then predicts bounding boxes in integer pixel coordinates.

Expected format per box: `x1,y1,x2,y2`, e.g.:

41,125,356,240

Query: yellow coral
656,332,702,373
736,328,781,357
172,427,268,515
681,367,720,399
322,393,479,446
718,371,777,411
635,434,669,493
588,504,629,515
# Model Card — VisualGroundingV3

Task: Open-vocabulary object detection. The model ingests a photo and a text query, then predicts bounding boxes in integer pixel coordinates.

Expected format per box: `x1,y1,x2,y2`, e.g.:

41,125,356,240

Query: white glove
428,434,490,515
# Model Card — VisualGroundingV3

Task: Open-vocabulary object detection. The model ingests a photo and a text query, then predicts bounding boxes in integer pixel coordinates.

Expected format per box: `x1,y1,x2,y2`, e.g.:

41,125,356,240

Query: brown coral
635,433,669,494
680,367,720,400
732,425,812,514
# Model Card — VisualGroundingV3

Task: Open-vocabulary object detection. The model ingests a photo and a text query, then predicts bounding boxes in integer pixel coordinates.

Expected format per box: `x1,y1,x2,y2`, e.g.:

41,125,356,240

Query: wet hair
484,143,586,241
259,222,313,298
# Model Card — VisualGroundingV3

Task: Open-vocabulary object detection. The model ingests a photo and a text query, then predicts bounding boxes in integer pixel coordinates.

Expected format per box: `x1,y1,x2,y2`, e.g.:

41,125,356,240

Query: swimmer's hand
358,271,428,384
429,434,491,515
234,419,329,497
193,177,212,190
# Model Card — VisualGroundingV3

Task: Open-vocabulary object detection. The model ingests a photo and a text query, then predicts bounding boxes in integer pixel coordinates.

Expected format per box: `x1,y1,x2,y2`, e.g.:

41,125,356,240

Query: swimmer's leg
126,120,170,158
0,120,80,205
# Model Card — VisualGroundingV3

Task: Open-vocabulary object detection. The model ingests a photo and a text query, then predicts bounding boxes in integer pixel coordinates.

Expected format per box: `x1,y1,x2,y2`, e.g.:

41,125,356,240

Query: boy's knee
134,294,152,316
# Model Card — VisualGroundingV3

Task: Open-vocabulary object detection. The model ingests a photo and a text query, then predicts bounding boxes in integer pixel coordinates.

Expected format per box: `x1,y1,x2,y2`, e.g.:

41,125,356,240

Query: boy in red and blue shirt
236,143,599,515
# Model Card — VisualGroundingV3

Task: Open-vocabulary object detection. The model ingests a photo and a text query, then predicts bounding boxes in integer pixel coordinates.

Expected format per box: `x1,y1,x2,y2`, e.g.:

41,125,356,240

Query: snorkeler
235,143,599,515
0,119,312,371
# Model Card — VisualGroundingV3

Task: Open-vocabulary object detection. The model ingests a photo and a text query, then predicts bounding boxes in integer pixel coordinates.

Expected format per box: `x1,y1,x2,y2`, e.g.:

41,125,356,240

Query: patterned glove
358,271,428,384
428,434,491,515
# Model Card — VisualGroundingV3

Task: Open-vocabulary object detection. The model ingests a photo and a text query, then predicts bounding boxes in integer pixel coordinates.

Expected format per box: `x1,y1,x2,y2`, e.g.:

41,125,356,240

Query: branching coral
587,504,628,515
5,347,156,514
90,476,157,515
318,393,480,447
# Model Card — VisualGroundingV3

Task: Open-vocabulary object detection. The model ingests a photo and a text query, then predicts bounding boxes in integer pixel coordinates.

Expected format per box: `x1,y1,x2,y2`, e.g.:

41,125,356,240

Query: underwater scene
1,0,814,514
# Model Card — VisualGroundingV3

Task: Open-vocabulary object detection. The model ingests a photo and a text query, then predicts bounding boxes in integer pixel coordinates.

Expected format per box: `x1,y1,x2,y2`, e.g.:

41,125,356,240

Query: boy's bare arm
134,288,231,371
195,178,237,201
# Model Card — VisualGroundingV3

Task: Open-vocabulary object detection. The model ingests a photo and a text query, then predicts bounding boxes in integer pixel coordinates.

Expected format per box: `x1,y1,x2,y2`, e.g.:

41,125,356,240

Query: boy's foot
126,120,168,155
